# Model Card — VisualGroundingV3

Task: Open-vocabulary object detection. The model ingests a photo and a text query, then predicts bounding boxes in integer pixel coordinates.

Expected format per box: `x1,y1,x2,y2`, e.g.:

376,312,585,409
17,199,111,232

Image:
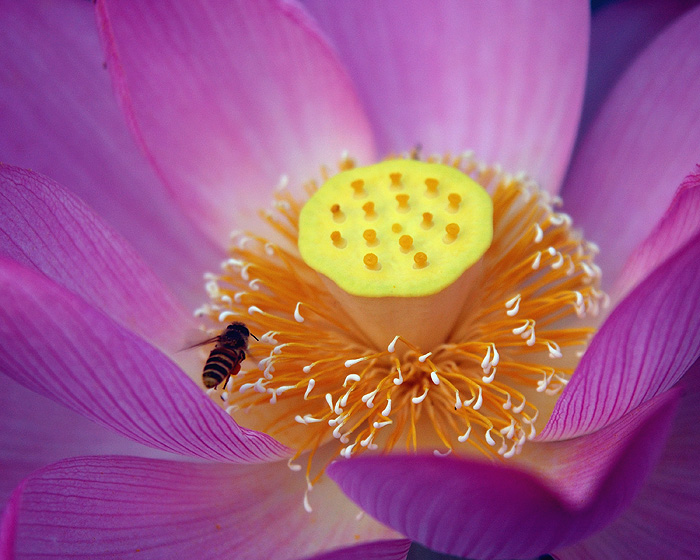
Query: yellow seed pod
298,159,493,297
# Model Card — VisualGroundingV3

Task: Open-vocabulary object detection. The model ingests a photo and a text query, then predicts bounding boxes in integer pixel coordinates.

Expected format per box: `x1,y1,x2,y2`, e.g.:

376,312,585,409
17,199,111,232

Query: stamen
197,153,606,494
304,379,315,399
412,387,429,404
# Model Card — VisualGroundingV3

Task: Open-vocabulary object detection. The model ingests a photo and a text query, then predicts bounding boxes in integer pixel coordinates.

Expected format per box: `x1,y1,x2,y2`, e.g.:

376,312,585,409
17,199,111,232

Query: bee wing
182,335,221,351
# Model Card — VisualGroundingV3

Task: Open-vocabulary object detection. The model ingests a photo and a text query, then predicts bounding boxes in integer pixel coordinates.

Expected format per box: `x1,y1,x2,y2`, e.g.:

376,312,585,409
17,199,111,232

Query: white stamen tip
303,491,313,513
547,341,563,359
361,389,379,408
344,357,365,368
304,379,315,400
502,393,512,410
387,336,400,353
532,251,542,270
294,302,305,323
411,387,429,404
534,223,544,243
481,346,492,370
418,352,432,363
433,448,452,457
485,428,496,446
482,367,496,383
343,373,361,386
218,311,237,322
473,386,483,410
248,306,263,315
506,295,521,316
458,426,472,443
430,371,440,385
382,399,392,417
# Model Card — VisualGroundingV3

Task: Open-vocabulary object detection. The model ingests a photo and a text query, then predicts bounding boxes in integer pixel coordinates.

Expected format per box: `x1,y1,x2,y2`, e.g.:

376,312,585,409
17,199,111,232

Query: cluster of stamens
194,151,608,505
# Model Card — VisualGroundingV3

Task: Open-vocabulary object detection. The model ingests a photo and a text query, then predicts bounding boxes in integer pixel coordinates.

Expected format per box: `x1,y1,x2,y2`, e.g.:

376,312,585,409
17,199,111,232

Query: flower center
297,159,493,349
193,152,607,495
298,159,493,297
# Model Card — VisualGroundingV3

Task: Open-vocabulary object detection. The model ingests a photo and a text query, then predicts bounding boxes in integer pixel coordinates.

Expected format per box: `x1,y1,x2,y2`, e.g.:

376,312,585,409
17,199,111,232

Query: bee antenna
251,333,259,341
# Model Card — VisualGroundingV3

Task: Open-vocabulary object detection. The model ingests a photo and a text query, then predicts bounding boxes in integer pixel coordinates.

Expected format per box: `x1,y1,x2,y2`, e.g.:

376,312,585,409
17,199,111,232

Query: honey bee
192,322,258,389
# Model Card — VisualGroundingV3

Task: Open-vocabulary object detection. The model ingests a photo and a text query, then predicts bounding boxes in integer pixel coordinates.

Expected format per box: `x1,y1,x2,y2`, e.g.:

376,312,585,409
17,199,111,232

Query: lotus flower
1,2,699,559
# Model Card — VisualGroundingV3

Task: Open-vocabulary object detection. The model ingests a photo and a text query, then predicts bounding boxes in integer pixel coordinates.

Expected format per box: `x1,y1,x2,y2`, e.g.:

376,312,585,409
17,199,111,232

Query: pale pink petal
0,258,286,463
581,0,697,134
0,0,221,307
329,389,677,559
2,456,396,559
554,359,700,560
0,375,174,507
562,5,700,286
0,164,191,351
539,231,700,441
302,0,590,193
613,166,700,299
96,0,375,241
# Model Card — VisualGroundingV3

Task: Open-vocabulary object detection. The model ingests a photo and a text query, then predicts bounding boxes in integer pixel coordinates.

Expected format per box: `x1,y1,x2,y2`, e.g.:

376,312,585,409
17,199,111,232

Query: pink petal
2,456,396,559
96,0,375,242
328,389,678,559
0,257,286,463
301,0,590,193
0,375,173,507
554,358,700,560
0,1,221,307
562,5,700,286
539,231,700,441
613,166,700,299
0,164,190,351
581,0,696,134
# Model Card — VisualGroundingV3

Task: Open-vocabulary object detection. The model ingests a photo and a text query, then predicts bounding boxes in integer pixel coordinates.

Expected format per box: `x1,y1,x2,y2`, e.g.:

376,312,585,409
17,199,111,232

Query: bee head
228,322,248,335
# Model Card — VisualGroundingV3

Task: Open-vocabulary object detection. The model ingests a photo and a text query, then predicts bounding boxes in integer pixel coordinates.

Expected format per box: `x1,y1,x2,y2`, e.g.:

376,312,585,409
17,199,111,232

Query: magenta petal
613,166,700,299
329,389,677,559
96,0,375,241
581,0,696,134
0,1,220,305
539,231,700,441
0,164,190,351
563,5,700,285
0,258,286,463
0,374,175,507
302,0,589,193
554,358,700,560
2,456,396,560
300,540,411,560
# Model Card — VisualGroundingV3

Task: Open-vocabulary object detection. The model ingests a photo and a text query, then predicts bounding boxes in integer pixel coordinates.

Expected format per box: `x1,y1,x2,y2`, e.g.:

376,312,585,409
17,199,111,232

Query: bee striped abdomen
202,346,245,388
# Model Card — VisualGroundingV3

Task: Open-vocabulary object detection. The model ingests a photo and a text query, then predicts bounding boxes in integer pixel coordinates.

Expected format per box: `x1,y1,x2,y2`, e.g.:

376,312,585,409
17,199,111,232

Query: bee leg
220,374,231,392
